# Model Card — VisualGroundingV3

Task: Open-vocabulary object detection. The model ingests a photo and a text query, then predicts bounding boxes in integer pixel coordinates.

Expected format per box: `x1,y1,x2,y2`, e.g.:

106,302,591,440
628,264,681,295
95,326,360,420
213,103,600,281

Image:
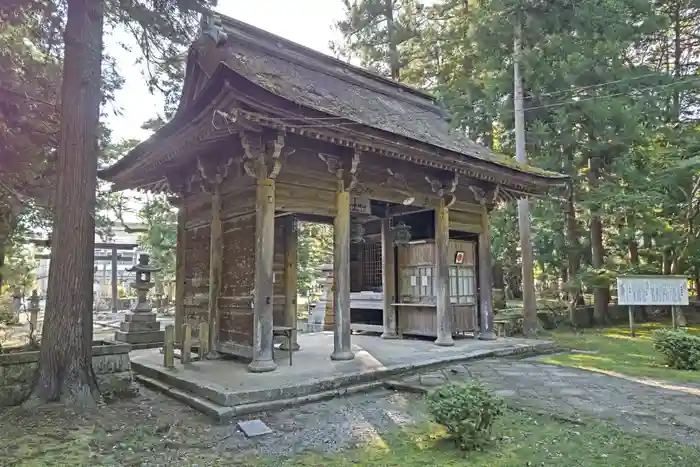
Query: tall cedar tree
26,0,104,406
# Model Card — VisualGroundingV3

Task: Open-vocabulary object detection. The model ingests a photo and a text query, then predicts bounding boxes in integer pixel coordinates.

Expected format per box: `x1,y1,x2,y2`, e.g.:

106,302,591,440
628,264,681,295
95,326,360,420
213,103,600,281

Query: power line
531,71,671,99
217,75,700,131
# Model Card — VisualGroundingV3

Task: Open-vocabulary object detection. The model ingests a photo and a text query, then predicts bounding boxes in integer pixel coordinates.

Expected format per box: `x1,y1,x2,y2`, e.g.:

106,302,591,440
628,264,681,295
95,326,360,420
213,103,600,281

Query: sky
104,0,346,142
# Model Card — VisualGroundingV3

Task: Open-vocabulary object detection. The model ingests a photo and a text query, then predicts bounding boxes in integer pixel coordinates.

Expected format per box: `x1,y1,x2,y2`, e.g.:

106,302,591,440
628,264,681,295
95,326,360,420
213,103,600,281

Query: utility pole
513,21,538,337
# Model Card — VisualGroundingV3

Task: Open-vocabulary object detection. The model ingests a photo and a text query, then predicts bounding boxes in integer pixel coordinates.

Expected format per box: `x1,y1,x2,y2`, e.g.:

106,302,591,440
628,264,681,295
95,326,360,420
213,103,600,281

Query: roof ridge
213,12,446,116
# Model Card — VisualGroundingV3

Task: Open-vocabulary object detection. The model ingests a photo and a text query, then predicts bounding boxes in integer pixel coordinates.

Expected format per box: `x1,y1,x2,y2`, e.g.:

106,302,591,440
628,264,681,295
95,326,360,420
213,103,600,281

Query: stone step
136,372,384,421
135,374,235,421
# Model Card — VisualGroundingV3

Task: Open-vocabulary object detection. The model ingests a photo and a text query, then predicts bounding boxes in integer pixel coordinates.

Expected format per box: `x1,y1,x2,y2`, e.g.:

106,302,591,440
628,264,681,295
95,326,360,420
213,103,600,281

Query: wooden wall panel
275,182,337,217
185,193,213,229
397,242,435,268
219,214,255,347
449,209,483,233
182,223,211,339
220,185,256,221
273,219,286,325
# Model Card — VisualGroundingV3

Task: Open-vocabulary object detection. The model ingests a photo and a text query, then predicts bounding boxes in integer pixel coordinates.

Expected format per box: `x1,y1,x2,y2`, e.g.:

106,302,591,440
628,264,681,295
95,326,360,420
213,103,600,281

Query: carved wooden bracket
197,155,235,194
425,172,459,208
318,150,361,192
164,170,191,197
240,131,286,180
378,168,415,205
469,184,501,206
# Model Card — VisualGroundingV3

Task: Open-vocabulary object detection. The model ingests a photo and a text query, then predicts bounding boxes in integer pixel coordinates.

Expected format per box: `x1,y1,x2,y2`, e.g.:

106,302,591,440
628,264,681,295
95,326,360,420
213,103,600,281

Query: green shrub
0,295,18,326
652,328,700,371
424,381,505,451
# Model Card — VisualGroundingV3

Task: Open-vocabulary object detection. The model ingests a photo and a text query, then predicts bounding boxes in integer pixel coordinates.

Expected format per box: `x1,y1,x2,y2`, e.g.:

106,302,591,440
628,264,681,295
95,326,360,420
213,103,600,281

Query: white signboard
617,276,688,306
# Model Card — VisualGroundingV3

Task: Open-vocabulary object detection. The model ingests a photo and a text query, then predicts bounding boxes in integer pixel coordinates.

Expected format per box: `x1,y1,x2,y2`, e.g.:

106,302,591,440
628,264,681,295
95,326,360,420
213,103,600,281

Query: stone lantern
27,290,41,334
114,253,164,348
129,254,161,312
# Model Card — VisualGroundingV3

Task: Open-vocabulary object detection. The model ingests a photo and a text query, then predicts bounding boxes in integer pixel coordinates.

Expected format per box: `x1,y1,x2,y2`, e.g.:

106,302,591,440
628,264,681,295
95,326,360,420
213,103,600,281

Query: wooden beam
478,209,496,339
381,218,398,339
249,178,278,372
207,183,223,356
434,198,455,346
280,216,300,350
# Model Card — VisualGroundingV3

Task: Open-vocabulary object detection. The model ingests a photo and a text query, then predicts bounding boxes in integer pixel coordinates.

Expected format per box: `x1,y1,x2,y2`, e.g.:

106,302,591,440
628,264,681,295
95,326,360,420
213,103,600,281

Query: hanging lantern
391,222,412,246
350,222,366,244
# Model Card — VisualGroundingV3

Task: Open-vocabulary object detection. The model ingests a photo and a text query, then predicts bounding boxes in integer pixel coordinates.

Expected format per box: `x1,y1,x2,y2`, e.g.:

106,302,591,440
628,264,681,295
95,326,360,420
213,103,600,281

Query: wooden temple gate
99,13,567,373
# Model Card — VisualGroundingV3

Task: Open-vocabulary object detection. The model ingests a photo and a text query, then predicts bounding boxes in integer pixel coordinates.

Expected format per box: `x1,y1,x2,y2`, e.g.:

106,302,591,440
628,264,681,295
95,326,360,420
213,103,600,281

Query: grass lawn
541,323,700,384
252,410,699,467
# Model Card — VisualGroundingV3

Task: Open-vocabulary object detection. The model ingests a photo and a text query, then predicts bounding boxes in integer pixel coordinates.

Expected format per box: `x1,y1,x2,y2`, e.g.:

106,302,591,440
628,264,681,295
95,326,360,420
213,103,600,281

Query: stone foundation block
125,312,158,323
115,330,165,345
120,321,161,332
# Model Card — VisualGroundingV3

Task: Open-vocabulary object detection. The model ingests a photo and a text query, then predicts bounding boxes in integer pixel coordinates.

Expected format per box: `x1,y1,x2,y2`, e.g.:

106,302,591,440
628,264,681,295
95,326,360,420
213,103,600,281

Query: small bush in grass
424,381,505,451
652,328,700,371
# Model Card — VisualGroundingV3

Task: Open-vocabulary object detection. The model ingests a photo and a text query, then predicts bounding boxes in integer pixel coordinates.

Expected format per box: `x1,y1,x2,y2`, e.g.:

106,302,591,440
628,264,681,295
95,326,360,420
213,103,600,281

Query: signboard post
616,275,688,336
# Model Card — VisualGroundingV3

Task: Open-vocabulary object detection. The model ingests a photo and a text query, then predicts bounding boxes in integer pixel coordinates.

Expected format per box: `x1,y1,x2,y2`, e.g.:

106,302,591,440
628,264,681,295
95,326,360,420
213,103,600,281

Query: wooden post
671,305,677,330
198,321,209,357
628,305,635,337
111,246,119,313
174,201,186,344
478,209,496,340
435,198,454,346
164,324,175,369
331,190,355,360
207,183,222,357
280,216,300,350
182,324,192,364
381,217,398,339
249,178,278,372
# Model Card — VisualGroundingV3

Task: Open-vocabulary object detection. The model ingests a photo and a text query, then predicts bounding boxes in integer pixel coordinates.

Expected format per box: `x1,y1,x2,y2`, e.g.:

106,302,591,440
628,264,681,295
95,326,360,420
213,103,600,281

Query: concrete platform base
130,332,557,420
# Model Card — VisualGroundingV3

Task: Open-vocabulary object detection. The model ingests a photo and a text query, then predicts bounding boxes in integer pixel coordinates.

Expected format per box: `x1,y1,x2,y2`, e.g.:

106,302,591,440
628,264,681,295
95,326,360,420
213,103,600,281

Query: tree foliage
297,222,333,297
334,0,700,322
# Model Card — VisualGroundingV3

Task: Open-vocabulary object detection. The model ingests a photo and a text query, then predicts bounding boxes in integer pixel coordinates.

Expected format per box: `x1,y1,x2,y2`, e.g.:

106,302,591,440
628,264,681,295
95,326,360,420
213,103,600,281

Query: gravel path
392,357,700,446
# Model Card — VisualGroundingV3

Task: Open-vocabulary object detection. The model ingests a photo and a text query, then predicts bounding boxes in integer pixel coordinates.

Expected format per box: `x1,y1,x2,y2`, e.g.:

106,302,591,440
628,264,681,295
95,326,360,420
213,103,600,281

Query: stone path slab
387,358,700,446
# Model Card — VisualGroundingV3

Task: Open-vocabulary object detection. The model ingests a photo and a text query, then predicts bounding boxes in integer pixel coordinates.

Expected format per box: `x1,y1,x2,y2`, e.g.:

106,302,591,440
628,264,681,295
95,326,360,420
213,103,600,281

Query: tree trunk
25,0,103,407
670,253,688,326
588,155,608,324
0,241,5,290
386,0,400,81
564,150,583,308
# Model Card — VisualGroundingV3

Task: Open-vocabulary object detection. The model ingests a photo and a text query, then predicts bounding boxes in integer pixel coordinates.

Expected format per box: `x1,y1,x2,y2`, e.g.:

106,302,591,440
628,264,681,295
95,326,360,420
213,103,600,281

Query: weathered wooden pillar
478,208,496,339
249,178,277,372
111,246,119,313
280,215,299,350
434,198,455,346
207,183,222,356
381,217,398,339
331,190,354,360
174,199,186,343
